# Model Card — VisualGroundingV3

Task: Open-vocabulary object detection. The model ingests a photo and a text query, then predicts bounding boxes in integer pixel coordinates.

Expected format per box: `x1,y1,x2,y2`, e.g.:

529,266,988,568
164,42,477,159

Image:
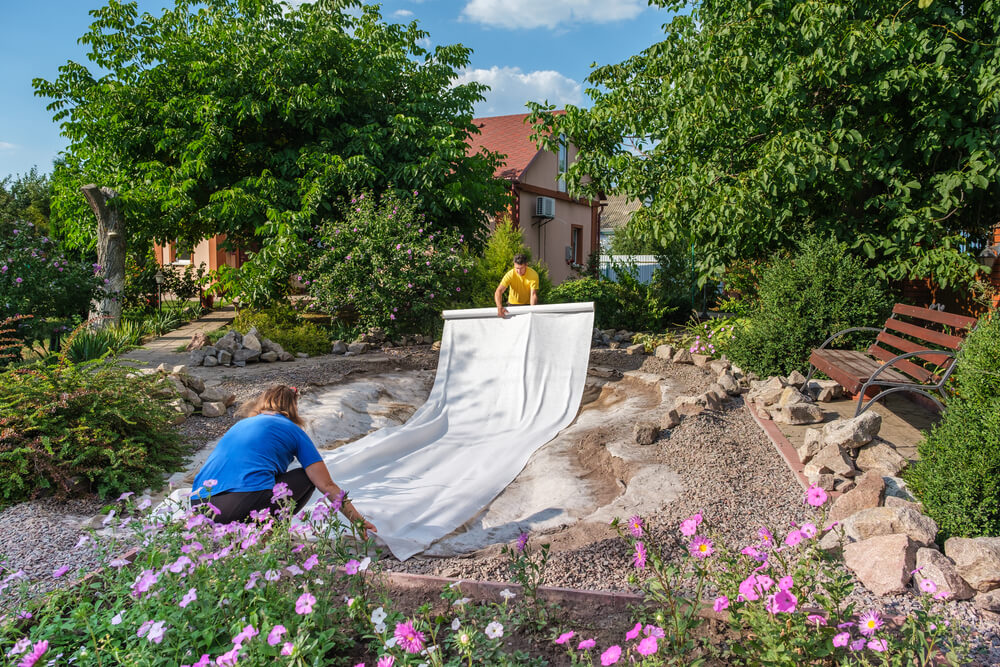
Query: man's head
513,253,527,275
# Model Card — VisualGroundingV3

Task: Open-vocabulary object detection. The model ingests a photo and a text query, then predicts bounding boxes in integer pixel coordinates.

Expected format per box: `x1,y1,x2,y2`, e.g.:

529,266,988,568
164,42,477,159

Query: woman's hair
237,384,304,427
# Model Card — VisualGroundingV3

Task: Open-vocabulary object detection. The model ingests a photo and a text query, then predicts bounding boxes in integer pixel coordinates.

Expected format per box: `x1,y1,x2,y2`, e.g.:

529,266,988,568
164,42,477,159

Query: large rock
786,370,808,388
974,589,1000,613
180,373,205,395
914,548,976,600
626,343,645,355
856,440,907,476
260,351,279,363
185,331,209,351
184,388,202,407
691,353,711,367
842,506,938,547
883,476,916,502
706,383,728,402
830,473,885,522
806,379,844,402
883,496,923,513
717,372,740,396
331,340,347,355
242,333,262,355
218,349,232,366
214,331,240,354
660,409,681,430
672,348,693,364
199,386,234,404
808,473,836,491
749,386,786,408
201,401,227,418
348,342,368,354
203,355,218,367
654,344,675,360
188,349,207,366
633,422,660,445
278,351,294,362
822,412,882,450
944,537,1000,592
811,443,857,477
233,348,259,364
777,387,811,408
796,428,824,464
843,534,917,596
708,359,731,375
165,375,187,396
770,403,824,425
674,395,707,410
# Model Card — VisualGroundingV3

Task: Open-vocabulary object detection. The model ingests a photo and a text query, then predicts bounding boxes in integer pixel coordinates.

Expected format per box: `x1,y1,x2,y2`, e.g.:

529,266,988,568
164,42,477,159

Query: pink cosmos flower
868,638,888,651
345,559,360,575
636,636,658,656
806,485,828,507
17,640,48,667
919,578,937,594
267,625,287,646
376,656,394,667
577,638,596,650
833,632,850,647
600,645,622,665
295,592,316,615
394,620,426,653
555,631,575,644
627,516,644,537
713,596,729,612
679,512,703,536
858,610,882,636
632,542,647,569
689,535,714,559
758,527,773,545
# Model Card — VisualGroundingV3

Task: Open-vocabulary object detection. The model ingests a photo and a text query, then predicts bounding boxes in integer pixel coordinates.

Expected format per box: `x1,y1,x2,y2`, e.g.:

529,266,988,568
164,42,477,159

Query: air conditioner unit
535,196,555,219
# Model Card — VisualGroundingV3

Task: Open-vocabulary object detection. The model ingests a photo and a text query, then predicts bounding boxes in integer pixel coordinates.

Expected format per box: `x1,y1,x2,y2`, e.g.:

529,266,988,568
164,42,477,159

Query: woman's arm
303,462,377,537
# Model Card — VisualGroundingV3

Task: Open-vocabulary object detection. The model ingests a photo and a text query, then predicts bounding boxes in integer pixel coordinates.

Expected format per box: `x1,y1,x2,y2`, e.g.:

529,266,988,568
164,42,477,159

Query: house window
571,225,583,265
167,242,192,265
557,134,568,193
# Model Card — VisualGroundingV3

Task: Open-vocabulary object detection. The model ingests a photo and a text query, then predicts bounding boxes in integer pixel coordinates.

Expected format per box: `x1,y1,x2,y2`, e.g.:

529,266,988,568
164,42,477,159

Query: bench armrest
868,349,956,384
815,327,883,351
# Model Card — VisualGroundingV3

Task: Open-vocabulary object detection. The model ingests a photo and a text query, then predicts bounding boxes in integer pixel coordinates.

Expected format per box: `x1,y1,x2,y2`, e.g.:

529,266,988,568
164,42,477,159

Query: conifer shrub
906,311,1000,539
0,346,186,505
466,218,552,307
726,236,893,377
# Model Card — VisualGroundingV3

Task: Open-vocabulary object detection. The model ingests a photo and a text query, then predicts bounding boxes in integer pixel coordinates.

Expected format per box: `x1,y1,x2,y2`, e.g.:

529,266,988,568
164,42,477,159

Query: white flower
102,510,116,526
448,580,464,589
384,637,398,650
371,606,387,624
358,556,371,572
499,588,516,601
374,621,387,634
451,618,461,631
485,621,504,639
451,597,471,607
110,612,123,626
458,632,470,646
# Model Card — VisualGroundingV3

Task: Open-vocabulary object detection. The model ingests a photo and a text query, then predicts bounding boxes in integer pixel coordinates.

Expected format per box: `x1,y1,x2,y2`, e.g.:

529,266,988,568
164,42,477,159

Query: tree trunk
82,185,126,328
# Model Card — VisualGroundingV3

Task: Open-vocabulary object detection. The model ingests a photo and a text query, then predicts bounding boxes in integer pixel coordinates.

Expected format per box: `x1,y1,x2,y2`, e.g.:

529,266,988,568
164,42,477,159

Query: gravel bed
2,346,997,663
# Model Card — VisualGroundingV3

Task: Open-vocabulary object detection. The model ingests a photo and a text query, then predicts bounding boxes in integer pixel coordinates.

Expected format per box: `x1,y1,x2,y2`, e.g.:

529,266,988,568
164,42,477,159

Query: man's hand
497,306,508,318
359,519,377,540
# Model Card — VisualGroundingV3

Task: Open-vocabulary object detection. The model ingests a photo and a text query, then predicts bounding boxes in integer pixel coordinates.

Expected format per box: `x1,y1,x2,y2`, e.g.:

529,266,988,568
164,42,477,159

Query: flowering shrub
308,192,473,337
501,533,554,632
231,302,330,356
0,220,100,350
679,316,744,358
0,345,185,505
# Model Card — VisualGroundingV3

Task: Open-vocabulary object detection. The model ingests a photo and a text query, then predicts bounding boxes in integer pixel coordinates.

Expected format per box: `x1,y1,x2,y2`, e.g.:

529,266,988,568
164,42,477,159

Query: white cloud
416,36,433,50
393,9,414,18
455,66,582,116
0,142,16,151
461,0,645,29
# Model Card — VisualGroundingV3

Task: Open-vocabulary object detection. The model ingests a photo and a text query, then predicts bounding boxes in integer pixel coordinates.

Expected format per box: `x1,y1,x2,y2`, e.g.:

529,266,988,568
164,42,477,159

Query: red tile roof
467,111,565,181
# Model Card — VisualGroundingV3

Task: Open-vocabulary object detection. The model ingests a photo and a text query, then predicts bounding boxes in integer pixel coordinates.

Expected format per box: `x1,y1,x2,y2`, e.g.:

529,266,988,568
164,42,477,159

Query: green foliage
0,349,186,505
233,302,330,356
681,316,745,359
528,0,1000,290
727,236,893,377
37,0,509,306
0,219,101,349
906,311,1000,539
0,168,52,235
121,249,162,312
467,218,552,307
501,535,555,633
162,263,206,302
308,192,472,337
550,264,680,331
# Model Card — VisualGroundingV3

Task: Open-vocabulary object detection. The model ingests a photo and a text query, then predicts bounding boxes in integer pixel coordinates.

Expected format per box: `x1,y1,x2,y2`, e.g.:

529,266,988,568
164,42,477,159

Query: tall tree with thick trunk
81,184,125,327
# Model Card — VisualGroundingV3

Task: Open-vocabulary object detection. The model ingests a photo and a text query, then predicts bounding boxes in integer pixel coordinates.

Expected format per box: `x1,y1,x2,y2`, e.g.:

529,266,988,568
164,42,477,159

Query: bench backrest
867,304,978,384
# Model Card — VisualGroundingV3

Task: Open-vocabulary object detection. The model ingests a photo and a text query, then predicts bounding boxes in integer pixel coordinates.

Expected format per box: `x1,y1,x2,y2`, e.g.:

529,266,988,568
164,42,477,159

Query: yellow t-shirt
500,267,539,305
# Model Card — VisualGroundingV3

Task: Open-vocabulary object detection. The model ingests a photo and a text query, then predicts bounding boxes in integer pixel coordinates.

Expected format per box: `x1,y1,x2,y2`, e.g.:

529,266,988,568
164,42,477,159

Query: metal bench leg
856,385,946,417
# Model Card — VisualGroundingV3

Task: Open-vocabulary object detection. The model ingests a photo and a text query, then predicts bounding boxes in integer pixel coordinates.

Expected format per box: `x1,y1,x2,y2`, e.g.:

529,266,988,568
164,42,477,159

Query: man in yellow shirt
495,254,539,317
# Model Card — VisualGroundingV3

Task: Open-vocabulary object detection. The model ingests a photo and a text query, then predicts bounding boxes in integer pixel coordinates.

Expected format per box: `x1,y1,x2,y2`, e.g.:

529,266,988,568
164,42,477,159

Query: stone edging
745,401,820,494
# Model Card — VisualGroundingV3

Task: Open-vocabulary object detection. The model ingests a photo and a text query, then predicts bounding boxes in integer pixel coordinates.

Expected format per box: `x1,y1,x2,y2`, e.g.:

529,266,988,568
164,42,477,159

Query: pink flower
758,527,773,545
833,632,850,647
636,636,658,656
268,625,287,646
713,596,729,612
394,620,426,653
858,610,882,636
216,646,240,666
52,565,70,578
806,485,828,507
376,656,394,667
689,535,713,559
303,554,319,571
577,638,596,650
850,638,867,651
778,576,794,590
801,522,817,538
147,621,167,644
345,559,360,575
919,578,937,594
600,645,622,665
281,642,295,656
768,589,797,613
627,516,644,537
785,530,803,547
934,590,951,600
807,614,827,626
632,542,647,569
272,482,292,503
295,592,316,615
232,624,258,646
739,574,763,601
17,640,48,667
516,532,529,552
867,638,888,652
179,587,197,608
625,622,641,640
555,631,575,644
679,512,702,536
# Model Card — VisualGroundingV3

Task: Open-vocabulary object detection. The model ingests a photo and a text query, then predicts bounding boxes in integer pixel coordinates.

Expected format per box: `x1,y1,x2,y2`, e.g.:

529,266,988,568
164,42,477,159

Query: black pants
194,468,315,523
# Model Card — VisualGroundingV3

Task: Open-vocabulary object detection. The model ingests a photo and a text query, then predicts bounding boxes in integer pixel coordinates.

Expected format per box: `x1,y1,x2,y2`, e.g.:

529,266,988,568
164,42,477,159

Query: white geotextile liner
315,302,594,560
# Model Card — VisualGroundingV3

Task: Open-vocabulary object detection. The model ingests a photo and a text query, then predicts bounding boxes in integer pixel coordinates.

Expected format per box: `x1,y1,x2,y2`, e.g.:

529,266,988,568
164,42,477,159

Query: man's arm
494,283,509,317
530,289,538,306
304,461,377,537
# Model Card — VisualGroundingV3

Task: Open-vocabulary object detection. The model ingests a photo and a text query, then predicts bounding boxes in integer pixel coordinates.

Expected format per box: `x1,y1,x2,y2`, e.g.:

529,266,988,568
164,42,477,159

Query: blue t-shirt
191,413,323,499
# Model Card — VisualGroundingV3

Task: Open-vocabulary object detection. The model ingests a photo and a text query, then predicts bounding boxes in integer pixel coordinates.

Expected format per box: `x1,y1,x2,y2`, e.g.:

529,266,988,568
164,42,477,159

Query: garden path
119,305,236,369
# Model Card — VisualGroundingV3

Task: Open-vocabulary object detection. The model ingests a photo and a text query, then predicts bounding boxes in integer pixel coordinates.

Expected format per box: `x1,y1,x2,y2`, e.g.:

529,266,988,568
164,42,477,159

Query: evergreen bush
233,302,330,356
726,236,893,377
0,349,186,505
906,311,1000,539
467,219,551,307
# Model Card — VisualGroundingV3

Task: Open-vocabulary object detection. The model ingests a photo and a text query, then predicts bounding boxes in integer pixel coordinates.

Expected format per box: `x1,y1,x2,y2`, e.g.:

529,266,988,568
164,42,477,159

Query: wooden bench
803,304,978,416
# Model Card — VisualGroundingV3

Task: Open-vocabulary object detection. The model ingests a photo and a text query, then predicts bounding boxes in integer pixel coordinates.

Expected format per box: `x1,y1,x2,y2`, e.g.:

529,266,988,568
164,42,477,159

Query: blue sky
0,0,675,179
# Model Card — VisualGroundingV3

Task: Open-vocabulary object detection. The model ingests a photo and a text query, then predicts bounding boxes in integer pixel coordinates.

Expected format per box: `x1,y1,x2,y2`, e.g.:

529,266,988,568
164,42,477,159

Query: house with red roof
468,111,602,285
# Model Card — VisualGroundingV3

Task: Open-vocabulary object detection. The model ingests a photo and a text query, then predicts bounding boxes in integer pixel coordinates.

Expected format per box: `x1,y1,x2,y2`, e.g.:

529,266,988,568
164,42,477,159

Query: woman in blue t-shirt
191,384,375,535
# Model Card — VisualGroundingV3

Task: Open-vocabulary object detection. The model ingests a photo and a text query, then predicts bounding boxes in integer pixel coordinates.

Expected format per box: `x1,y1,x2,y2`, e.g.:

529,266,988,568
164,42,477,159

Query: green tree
528,0,1000,289
0,168,52,234
467,218,552,307
35,0,508,306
